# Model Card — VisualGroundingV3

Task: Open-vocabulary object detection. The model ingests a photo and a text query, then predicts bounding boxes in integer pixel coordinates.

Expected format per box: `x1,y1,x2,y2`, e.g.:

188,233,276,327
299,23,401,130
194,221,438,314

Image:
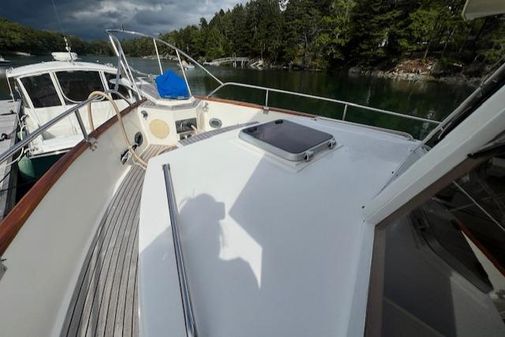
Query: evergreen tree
1,0,504,76
283,0,323,67
316,0,356,66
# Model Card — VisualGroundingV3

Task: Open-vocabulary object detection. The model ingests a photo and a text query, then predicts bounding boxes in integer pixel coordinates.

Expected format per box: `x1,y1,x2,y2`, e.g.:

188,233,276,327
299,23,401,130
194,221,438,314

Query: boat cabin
7,61,130,157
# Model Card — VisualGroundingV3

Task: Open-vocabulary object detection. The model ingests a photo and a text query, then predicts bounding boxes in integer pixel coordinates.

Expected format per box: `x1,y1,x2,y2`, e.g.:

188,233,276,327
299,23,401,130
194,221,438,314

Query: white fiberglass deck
139,117,420,337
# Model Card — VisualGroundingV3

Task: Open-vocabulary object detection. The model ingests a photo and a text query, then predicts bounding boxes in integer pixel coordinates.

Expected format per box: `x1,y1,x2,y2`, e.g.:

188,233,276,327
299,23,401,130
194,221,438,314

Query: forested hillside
0,18,110,55
123,0,505,76
1,0,504,77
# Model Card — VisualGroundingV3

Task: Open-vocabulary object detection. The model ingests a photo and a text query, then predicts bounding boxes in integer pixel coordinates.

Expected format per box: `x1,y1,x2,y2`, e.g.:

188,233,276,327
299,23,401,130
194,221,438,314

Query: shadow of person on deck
178,194,260,337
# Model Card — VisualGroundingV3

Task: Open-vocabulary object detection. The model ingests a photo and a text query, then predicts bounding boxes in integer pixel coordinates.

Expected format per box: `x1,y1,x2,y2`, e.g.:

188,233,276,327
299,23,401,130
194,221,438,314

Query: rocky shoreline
262,58,482,86
349,67,480,86
348,59,482,86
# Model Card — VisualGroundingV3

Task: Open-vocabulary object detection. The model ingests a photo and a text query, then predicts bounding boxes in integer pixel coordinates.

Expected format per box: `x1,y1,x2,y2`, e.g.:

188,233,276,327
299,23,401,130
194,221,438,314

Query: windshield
56,71,104,103
20,74,61,108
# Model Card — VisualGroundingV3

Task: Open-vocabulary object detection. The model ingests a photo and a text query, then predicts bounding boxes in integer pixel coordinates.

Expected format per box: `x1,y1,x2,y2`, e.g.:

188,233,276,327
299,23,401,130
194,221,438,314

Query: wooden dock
0,99,20,219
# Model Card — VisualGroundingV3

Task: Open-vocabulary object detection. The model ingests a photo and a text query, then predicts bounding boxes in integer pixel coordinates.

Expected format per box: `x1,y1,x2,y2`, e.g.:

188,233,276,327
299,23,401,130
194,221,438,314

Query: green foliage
316,0,356,64
474,16,505,64
122,37,155,57
0,17,113,55
283,0,323,66
2,0,505,75
349,0,407,64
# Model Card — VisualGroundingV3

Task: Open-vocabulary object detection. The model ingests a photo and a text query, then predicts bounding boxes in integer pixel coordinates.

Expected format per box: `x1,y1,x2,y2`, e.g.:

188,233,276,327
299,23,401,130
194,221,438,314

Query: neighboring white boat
13,51,31,57
0,2,504,337
51,51,79,61
4,61,130,179
0,55,11,65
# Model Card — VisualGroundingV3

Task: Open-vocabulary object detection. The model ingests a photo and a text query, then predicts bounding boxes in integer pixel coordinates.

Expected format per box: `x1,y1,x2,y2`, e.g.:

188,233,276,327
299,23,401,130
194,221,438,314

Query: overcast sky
0,0,247,40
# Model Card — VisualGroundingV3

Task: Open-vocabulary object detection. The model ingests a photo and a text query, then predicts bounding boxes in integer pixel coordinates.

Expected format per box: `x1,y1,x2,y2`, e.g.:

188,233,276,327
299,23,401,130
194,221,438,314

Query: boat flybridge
1,5,505,337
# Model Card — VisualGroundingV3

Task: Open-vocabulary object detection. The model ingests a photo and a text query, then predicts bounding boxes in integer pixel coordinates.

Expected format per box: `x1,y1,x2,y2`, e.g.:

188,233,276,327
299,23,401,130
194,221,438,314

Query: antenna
51,0,74,63
64,36,74,63
51,0,63,32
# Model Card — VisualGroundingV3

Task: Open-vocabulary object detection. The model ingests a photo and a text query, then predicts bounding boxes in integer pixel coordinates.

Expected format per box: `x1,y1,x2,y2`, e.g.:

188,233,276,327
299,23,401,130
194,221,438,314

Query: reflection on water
0,55,474,138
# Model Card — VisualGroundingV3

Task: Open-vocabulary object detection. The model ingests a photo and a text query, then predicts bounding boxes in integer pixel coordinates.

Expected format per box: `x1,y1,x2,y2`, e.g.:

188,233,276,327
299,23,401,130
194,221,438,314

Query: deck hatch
239,119,336,162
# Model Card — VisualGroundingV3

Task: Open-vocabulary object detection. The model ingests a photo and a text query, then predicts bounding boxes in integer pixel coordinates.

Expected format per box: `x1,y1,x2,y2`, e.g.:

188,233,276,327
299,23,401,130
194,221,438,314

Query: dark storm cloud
0,0,246,39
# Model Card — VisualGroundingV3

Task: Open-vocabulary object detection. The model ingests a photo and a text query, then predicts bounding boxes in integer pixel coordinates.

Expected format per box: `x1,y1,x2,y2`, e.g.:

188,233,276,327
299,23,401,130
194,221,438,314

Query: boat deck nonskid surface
61,145,166,337
139,118,421,337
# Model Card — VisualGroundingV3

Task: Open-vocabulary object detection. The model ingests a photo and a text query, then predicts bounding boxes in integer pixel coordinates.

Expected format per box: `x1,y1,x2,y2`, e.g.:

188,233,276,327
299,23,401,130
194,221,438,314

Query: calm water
0,55,475,139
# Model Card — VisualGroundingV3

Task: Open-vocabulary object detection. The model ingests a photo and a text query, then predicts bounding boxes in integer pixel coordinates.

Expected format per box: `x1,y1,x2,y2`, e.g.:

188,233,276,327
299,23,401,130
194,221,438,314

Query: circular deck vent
209,118,222,129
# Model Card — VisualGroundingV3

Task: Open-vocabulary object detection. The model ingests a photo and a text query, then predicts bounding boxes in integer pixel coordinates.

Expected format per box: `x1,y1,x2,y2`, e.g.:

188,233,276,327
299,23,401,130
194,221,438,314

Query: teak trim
0,99,145,255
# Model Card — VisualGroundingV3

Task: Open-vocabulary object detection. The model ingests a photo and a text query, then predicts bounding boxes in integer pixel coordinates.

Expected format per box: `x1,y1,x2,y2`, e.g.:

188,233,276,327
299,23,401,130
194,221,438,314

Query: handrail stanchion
108,36,128,78
265,89,269,108
342,104,348,121
108,35,142,99
176,49,192,97
207,83,225,97
74,110,89,142
6,77,14,102
74,109,96,147
153,39,163,75
106,29,224,86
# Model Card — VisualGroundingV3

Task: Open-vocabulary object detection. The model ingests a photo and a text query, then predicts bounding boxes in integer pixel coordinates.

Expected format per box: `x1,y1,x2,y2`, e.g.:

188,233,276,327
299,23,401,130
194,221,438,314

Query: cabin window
20,74,61,108
104,73,130,99
7,78,20,100
56,71,104,102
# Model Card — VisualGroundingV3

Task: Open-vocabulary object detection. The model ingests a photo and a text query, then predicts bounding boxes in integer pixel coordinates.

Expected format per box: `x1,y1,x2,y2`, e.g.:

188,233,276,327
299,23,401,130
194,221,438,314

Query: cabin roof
138,117,419,337
7,61,116,78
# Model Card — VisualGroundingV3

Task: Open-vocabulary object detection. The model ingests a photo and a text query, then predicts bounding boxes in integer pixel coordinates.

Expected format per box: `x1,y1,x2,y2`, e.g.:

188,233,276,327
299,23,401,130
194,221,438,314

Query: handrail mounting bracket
87,137,98,151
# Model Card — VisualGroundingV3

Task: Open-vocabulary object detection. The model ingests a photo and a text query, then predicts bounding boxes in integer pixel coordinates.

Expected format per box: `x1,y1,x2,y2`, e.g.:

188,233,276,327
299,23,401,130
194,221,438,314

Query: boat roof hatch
239,119,337,162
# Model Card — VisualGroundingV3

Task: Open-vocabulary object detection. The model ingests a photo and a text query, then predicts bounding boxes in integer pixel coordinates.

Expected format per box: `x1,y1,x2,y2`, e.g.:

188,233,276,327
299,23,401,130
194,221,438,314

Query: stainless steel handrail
0,93,123,164
207,82,442,125
163,164,198,337
105,29,441,128
106,29,224,86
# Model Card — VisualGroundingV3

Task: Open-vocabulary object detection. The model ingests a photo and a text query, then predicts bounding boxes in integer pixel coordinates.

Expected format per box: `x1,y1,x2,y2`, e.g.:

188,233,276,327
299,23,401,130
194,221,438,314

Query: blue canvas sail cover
155,70,190,99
